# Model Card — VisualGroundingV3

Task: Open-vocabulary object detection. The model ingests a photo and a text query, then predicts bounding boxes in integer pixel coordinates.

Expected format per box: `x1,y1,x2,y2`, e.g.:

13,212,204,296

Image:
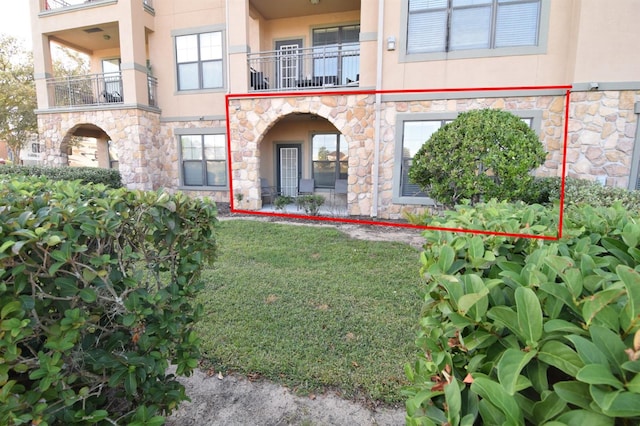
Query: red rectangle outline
225,85,572,241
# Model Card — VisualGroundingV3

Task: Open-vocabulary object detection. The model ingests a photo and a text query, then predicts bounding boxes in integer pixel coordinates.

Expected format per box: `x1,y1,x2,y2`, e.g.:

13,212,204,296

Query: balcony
46,72,158,108
42,0,115,11
247,44,360,92
41,0,152,11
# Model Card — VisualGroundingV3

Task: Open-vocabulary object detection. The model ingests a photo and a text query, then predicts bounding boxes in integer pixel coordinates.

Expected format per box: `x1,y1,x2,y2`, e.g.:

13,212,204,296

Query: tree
0,34,37,164
408,108,547,207
52,44,90,77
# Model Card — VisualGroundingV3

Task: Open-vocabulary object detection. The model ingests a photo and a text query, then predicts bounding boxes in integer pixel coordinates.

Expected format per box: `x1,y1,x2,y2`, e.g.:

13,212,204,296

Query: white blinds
495,1,540,47
407,0,540,53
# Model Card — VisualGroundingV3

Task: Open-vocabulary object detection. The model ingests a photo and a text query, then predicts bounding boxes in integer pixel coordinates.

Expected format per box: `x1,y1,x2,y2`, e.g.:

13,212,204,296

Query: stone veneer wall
566,90,639,188
228,91,639,219
38,108,161,190
376,94,567,219
156,119,230,203
228,95,376,213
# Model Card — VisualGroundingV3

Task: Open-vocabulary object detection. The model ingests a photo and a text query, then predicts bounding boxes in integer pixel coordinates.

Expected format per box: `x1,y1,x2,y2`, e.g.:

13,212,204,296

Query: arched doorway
258,113,346,197
62,124,117,170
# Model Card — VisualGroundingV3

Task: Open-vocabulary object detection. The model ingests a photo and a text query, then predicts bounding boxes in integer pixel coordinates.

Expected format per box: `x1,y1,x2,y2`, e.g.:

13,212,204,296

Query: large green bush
0,176,217,425
408,109,547,207
0,164,122,188
405,202,640,425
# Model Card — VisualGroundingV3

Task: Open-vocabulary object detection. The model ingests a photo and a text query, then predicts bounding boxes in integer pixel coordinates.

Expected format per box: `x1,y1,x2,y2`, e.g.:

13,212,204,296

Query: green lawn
196,219,424,405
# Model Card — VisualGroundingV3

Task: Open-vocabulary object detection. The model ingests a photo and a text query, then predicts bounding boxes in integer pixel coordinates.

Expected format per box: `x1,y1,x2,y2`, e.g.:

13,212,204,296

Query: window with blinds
407,0,541,54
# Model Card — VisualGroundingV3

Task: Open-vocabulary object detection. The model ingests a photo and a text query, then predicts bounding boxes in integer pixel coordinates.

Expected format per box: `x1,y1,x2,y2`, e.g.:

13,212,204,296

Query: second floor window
176,31,223,91
407,0,541,54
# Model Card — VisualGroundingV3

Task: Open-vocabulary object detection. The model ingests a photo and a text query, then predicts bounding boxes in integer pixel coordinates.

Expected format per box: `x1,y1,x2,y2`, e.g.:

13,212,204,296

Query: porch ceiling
249,0,360,20
48,22,120,54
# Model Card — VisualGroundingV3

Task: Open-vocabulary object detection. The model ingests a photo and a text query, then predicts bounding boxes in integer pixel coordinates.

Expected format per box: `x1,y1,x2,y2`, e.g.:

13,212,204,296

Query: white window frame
400,0,550,62
392,110,542,205
177,128,228,189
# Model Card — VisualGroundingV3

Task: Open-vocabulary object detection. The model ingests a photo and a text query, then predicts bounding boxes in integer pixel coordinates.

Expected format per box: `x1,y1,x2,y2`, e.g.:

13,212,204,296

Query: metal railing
47,72,123,107
147,75,158,107
43,0,112,11
247,44,360,92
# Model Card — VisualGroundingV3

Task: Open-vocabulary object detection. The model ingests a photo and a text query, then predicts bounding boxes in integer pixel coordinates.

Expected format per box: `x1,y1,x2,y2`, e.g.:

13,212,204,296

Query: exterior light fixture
103,34,111,40
387,36,396,51
310,0,320,4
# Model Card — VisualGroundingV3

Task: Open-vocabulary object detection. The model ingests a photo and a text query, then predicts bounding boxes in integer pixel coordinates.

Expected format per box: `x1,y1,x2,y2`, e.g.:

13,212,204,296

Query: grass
196,219,424,405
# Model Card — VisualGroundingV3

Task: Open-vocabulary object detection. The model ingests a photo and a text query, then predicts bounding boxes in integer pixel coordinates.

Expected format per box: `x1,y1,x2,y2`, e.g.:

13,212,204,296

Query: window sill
178,186,229,191
400,44,546,63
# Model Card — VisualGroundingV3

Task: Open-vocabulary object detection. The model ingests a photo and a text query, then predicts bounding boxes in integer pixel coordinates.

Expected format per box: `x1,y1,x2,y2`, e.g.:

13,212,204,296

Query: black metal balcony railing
46,72,159,108
147,75,158,107
47,72,124,107
43,0,110,10
247,44,360,92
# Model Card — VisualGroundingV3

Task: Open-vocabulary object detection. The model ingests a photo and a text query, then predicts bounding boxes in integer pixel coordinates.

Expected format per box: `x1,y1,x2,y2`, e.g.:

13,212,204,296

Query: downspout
628,101,640,190
371,0,384,217
225,0,231,94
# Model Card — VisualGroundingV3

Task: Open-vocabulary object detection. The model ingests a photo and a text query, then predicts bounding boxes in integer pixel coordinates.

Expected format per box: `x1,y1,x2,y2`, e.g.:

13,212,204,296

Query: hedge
0,176,218,425
0,165,122,188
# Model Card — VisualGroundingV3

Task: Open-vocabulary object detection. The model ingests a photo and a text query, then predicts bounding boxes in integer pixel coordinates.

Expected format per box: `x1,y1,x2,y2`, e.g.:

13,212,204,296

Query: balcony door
275,39,302,90
102,58,122,102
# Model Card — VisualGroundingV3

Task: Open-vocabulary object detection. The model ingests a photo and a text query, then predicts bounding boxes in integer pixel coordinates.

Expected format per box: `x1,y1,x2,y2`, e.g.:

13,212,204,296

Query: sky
0,0,33,49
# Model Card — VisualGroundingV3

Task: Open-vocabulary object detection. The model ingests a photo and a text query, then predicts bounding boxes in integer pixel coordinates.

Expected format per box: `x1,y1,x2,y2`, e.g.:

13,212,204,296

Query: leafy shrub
274,195,294,211
519,176,562,205
408,109,547,207
556,177,640,210
405,201,640,425
296,194,325,216
0,176,217,425
0,164,122,188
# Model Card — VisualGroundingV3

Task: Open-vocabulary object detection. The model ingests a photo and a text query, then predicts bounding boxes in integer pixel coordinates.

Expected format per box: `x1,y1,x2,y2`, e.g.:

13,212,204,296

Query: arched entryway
61,124,117,170
257,112,348,211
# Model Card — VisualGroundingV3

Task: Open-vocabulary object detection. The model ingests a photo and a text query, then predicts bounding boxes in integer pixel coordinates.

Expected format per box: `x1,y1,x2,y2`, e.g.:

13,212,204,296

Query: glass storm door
277,145,301,197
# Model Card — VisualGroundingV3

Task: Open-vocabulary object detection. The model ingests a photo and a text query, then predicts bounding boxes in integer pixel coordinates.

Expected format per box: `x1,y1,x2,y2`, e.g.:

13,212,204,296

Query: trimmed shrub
0,164,122,188
0,176,217,425
296,194,325,216
405,201,640,425
408,109,547,207
557,177,640,210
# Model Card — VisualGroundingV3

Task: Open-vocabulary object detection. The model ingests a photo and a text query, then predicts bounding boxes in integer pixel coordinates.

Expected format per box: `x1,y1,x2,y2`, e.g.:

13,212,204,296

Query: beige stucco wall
150,0,228,118
571,0,640,83
378,0,640,90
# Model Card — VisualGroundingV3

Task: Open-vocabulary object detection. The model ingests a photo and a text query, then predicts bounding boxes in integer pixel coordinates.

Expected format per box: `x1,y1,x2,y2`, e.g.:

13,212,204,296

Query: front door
277,144,302,197
275,39,302,90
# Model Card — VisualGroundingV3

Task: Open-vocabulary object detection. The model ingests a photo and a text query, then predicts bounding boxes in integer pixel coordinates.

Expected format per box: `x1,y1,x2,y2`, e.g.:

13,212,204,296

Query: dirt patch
166,369,405,426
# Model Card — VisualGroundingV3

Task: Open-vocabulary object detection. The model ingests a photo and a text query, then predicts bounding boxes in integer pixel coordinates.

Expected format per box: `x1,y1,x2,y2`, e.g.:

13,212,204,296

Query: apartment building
30,0,640,219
